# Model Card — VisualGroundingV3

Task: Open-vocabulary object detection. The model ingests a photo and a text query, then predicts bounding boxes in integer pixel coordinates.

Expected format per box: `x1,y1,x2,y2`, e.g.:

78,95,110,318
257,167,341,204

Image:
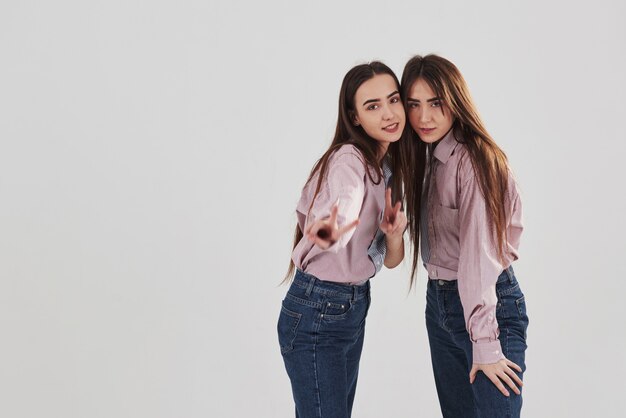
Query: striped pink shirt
422,129,523,364
292,145,386,284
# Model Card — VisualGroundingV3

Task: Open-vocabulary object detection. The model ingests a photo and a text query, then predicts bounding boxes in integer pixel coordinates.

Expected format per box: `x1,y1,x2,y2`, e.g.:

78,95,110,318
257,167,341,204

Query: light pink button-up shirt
422,129,523,364
291,144,386,284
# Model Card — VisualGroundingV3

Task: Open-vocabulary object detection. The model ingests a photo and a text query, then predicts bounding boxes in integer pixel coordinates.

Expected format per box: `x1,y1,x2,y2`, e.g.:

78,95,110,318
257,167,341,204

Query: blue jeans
426,267,529,418
277,270,371,418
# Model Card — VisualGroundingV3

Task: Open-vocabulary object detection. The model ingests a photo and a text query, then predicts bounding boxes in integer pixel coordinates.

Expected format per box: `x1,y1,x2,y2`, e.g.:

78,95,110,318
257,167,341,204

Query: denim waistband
292,270,370,301
429,265,516,289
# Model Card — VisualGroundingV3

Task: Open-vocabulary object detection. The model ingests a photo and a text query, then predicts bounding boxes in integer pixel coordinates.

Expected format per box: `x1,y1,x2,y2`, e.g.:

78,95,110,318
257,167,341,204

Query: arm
457,168,522,396
383,234,404,268
305,151,365,251
457,171,503,364
380,188,406,268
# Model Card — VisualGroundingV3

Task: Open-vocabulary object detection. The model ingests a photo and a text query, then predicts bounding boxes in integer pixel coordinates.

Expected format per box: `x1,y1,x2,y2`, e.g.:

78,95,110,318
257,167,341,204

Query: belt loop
305,276,315,297
352,285,358,302
505,266,513,283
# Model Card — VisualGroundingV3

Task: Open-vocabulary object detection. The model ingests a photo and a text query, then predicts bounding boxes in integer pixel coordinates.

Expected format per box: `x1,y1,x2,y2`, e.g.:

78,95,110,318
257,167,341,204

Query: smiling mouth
383,123,399,132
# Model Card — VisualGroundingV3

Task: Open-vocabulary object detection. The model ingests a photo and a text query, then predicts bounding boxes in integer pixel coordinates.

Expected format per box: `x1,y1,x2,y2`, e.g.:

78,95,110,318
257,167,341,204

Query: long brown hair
283,62,403,282
400,54,510,286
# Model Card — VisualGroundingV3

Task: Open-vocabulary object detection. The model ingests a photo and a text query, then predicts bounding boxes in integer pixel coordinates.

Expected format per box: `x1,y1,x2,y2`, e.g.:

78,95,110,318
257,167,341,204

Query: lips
420,127,436,134
383,123,399,133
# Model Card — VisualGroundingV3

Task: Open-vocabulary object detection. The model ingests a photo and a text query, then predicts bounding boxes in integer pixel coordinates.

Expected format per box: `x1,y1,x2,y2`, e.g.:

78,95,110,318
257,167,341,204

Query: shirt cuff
472,340,505,364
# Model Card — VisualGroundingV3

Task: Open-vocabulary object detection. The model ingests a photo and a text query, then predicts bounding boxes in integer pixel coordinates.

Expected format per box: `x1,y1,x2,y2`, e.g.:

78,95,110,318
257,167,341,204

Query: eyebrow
407,96,442,103
362,90,400,106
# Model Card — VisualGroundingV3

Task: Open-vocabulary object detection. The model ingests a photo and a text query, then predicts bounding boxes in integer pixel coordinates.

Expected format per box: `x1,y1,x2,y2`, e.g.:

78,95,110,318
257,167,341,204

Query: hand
305,203,359,250
380,188,406,239
469,358,523,397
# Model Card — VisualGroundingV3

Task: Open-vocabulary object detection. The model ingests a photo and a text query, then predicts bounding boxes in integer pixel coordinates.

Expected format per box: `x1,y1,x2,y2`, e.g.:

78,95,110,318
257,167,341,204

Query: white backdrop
1,1,625,417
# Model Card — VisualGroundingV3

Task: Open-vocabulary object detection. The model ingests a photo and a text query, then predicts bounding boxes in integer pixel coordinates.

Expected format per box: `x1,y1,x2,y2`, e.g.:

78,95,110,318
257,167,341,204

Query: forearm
383,234,404,268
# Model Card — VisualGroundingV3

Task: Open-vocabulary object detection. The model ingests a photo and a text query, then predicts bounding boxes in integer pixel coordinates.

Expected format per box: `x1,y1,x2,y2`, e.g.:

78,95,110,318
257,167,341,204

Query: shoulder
332,144,365,163
455,141,519,196
450,141,475,184
328,144,367,173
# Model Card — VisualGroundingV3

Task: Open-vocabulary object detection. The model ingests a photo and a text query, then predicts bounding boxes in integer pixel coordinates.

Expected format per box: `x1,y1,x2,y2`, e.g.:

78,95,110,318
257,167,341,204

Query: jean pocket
277,304,302,354
516,296,528,320
496,284,527,321
516,296,529,339
321,300,352,321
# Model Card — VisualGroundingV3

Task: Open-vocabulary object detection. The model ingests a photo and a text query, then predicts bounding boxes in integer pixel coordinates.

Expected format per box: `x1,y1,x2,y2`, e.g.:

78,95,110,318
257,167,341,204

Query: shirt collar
432,128,459,164
382,159,392,185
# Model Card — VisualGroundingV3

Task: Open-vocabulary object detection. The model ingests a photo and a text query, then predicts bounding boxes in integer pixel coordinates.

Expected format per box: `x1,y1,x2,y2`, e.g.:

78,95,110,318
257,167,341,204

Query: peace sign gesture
380,188,407,239
305,203,360,250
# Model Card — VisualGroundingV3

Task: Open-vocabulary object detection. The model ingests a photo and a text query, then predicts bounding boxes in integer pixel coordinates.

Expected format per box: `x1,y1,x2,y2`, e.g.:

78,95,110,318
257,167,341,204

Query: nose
419,107,431,123
382,104,394,120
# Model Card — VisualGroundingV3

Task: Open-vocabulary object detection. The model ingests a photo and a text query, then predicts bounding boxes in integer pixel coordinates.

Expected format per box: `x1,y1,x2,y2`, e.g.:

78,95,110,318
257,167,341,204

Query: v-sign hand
305,204,360,250
380,188,407,237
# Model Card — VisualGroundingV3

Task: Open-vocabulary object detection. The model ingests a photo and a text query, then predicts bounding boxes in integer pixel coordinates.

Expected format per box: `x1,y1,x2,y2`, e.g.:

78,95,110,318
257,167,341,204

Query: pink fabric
424,130,523,364
292,145,386,284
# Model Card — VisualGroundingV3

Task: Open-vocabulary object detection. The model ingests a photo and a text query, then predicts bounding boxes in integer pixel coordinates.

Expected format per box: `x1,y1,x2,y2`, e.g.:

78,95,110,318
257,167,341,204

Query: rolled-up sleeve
457,170,505,364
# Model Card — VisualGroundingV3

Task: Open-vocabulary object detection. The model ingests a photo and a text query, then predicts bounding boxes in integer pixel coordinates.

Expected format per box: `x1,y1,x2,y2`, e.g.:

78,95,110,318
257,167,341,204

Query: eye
408,102,419,109
367,104,379,111
431,100,442,108
390,96,400,104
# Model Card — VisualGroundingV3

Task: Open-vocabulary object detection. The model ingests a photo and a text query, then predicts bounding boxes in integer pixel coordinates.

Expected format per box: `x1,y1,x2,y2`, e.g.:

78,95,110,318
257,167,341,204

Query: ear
351,112,360,127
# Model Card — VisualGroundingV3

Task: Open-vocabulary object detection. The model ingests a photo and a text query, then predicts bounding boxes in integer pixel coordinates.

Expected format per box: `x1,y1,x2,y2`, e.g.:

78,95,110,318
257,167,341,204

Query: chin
418,134,440,143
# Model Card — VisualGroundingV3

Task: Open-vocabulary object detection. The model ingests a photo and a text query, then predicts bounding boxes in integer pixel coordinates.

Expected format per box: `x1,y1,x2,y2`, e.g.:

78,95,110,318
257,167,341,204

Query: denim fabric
425,266,529,418
277,270,371,418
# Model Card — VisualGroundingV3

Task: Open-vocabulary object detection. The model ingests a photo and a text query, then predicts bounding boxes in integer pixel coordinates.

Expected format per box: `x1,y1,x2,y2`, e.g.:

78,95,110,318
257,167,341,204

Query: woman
399,54,529,418
277,61,407,418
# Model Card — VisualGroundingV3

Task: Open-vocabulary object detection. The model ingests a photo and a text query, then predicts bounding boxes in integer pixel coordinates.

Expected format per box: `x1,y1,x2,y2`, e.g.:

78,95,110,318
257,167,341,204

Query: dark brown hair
283,61,403,282
400,54,510,286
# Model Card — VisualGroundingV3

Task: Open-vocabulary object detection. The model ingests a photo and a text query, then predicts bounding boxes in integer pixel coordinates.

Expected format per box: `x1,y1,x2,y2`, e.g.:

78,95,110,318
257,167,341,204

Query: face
407,78,454,144
352,74,405,152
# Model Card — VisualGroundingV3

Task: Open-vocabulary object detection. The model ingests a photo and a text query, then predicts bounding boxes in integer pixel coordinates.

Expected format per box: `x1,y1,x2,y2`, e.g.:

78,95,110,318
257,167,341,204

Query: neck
431,127,453,150
378,142,389,162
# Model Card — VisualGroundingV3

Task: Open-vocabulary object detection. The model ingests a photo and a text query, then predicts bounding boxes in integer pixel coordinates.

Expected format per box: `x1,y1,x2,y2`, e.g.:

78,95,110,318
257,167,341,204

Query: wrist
385,233,403,246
